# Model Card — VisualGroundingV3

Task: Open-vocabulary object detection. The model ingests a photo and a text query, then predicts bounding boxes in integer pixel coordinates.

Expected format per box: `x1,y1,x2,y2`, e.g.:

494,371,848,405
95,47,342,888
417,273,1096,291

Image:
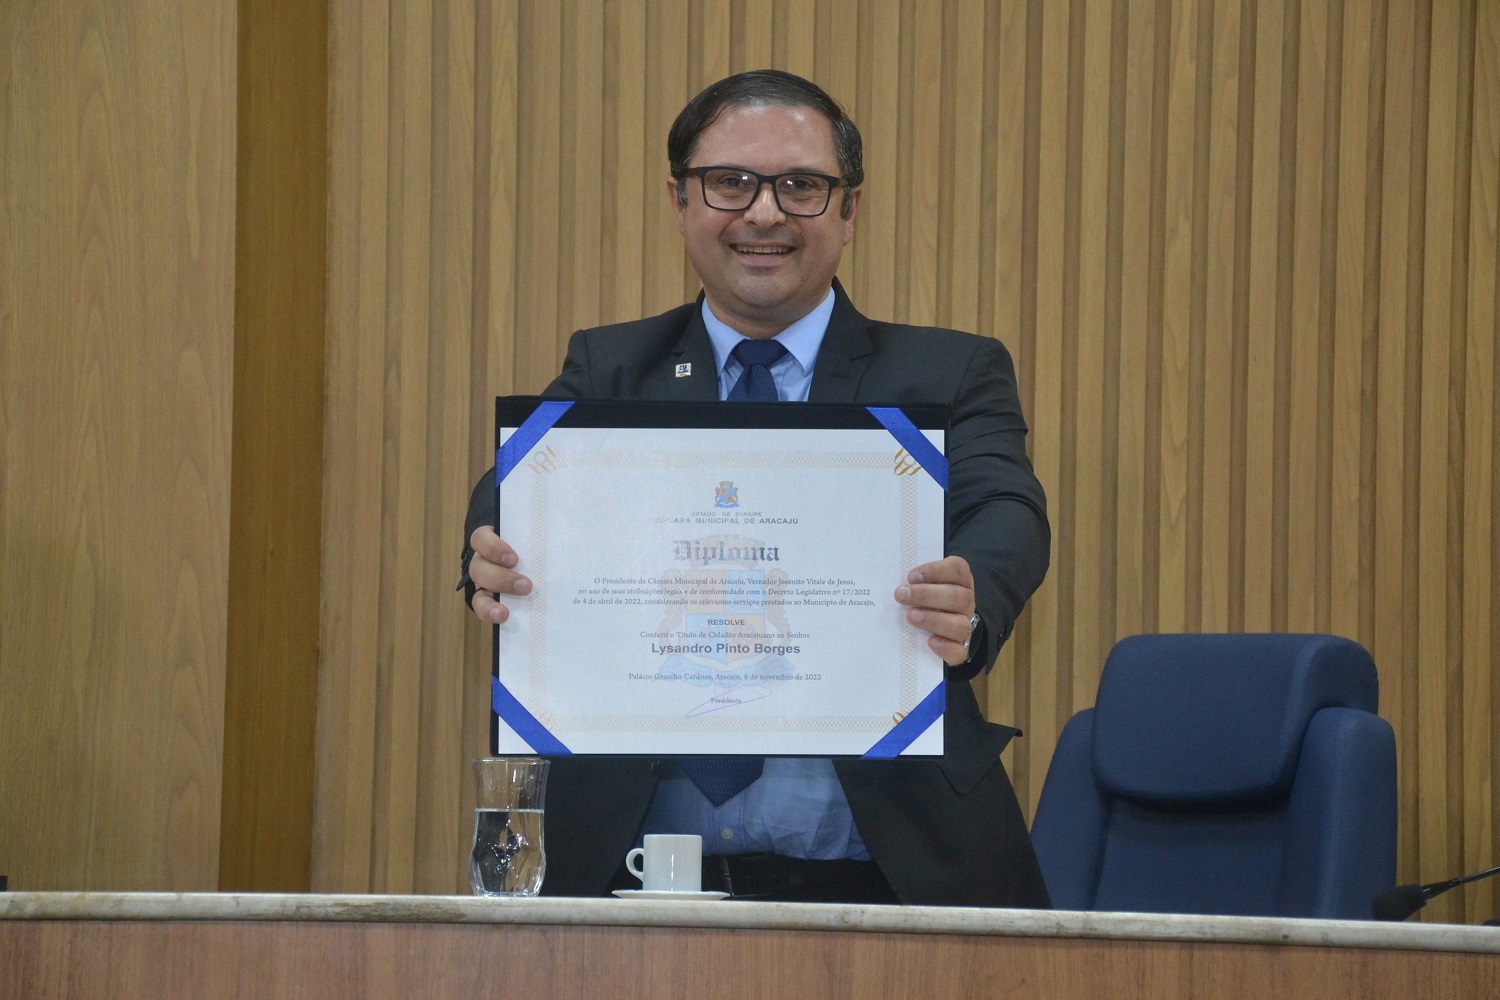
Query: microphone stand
1371,862,1500,921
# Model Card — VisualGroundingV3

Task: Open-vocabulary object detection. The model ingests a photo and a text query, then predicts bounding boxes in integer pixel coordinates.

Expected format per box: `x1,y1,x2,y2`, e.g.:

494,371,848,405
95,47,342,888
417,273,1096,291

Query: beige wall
0,0,237,889
3,0,1498,926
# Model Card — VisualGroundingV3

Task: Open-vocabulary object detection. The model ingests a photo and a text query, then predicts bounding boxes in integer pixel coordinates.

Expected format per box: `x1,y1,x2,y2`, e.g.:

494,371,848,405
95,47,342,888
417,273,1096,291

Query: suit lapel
808,279,875,403
640,297,720,401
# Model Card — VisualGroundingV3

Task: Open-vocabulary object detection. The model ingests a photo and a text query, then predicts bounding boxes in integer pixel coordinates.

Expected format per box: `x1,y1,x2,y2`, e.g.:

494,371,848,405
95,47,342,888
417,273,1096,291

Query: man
462,70,1050,907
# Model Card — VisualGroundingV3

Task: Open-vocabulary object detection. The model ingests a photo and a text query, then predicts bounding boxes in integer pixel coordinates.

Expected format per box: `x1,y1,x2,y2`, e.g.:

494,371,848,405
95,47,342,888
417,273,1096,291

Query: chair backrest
1030,634,1396,919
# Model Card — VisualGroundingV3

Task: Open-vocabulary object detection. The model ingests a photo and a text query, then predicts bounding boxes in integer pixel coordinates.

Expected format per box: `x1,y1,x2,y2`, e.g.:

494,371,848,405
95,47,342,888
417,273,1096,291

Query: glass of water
470,757,550,896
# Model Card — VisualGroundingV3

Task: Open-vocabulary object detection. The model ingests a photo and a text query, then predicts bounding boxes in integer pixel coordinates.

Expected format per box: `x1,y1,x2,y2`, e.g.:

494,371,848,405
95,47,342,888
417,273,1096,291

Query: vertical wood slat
463,0,521,880
374,0,435,897
695,0,732,92
1286,0,1326,634
604,0,647,327
515,4,563,389
981,0,1032,749
311,0,1500,925
1374,0,1421,899
220,0,328,892
738,0,775,71
1418,0,1462,918
1024,0,1069,802
1443,0,1490,922
1156,0,1199,637
1465,0,1500,924
1402,0,1439,914
1182,0,1209,631
563,3,606,331
1312,2,1344,633
1113,0,1160,646
1051,0,1085,725
941,1,986,337
415,0,478,892
776,0,818,77
1244,0,1283,633
1069,0,1111,700
898,0,942,323
315,0,390,891
1198,0,1243,634
850,0,899,318
1329,0,1369,647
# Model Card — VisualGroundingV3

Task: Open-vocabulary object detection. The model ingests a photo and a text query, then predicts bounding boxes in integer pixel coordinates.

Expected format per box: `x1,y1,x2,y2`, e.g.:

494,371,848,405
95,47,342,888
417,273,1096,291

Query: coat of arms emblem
714,481,739,508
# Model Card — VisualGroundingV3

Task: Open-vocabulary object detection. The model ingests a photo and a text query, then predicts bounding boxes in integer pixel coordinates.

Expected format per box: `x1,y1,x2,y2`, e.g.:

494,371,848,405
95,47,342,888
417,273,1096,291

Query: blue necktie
677,339,787,805
679,757,765,807
725,339,787,402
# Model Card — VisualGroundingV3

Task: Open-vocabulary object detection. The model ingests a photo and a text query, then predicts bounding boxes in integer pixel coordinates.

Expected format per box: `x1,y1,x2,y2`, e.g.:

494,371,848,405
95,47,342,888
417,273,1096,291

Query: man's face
669,103,861,339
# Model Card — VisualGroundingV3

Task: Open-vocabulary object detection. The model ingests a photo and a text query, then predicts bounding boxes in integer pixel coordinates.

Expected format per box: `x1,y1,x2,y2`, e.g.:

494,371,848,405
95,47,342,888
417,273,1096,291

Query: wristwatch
961,612,983,659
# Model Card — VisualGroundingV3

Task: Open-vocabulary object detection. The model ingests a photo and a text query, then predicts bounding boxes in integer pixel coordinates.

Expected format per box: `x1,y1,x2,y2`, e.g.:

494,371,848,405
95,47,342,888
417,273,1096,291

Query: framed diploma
490,397,949,759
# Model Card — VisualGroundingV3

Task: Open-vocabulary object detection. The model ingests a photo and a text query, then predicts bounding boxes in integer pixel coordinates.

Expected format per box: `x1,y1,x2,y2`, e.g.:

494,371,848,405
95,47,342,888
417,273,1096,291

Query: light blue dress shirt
637,288,870,861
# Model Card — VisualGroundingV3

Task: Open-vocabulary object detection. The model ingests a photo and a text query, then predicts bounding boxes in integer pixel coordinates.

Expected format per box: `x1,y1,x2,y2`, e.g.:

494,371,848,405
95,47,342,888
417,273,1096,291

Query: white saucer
612,889,729,901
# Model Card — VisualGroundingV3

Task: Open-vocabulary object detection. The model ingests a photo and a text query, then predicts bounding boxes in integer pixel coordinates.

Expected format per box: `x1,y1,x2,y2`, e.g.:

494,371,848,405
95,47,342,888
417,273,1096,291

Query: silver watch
961,612,982,658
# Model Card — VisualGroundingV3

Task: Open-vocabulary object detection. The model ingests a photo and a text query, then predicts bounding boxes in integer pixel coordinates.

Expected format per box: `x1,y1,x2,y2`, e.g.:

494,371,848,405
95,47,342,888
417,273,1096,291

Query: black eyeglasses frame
683,165,846,218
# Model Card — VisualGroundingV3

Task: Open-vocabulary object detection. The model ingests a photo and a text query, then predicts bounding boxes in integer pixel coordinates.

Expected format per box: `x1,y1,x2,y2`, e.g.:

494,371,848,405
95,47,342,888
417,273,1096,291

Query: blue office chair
1030,633,1396,919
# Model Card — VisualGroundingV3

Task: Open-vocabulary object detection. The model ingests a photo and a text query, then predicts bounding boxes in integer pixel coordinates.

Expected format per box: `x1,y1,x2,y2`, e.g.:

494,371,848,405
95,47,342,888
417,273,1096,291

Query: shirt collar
700,287,835,377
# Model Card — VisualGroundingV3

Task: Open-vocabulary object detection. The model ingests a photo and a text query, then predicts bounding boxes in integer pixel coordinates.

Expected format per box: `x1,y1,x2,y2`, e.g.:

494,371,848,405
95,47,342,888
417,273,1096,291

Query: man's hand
894,555,978,667
468,526,532,624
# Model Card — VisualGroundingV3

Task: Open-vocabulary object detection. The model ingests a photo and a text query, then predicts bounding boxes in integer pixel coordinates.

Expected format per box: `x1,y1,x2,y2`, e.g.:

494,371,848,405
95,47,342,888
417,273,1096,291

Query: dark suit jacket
464,282,1051,907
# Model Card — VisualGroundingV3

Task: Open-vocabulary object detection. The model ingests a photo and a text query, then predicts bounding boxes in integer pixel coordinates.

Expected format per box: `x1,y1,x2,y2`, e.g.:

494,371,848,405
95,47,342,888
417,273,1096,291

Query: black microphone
1371,862,1500,921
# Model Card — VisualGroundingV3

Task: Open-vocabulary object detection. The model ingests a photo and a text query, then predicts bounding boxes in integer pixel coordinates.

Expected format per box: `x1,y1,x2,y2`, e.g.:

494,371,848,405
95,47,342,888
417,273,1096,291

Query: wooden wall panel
0,0,237,889
316,0,1500,925
220,0,329,893
1468,0,1499,898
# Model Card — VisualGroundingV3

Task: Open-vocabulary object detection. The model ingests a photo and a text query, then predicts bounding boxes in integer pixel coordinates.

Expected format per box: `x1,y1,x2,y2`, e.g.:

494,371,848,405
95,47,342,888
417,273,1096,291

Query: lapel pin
675,363,692,378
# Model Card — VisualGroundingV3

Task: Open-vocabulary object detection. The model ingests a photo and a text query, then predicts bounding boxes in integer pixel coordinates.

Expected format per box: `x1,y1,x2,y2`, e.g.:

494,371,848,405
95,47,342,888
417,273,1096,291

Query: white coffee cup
625,834,703,892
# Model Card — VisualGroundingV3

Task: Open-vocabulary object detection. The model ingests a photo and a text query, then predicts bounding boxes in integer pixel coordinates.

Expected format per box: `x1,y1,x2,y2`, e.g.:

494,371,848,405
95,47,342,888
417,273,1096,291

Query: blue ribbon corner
866,407,947,490
496,400,574,485
861,681,945,758
491,676,572,756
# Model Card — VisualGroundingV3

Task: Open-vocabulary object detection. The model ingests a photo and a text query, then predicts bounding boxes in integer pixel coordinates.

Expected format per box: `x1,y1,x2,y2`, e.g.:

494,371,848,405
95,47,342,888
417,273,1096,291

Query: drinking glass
470,757,550,896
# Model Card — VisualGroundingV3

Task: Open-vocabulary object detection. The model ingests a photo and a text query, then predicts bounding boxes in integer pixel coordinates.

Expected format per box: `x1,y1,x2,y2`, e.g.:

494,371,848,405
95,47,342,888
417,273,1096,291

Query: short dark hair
668,70,864,217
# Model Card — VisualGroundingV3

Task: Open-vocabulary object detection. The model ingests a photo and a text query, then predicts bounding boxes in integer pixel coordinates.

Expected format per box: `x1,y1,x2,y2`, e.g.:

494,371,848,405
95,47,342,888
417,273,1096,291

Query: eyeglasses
685,166,845,218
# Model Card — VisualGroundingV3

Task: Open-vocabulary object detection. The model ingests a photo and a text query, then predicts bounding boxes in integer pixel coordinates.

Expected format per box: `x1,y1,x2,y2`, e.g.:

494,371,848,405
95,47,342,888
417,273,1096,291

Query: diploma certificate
490,398,949,758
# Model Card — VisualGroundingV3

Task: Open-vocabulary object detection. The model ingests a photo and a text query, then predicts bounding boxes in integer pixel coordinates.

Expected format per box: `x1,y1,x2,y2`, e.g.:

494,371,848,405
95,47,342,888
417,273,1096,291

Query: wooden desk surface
4,893,1498,999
